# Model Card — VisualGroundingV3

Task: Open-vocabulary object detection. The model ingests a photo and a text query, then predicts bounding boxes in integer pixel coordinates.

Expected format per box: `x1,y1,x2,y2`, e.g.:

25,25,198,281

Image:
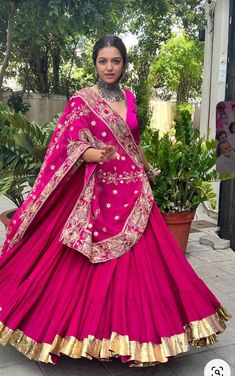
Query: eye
98,59,106,65
113,59,122,65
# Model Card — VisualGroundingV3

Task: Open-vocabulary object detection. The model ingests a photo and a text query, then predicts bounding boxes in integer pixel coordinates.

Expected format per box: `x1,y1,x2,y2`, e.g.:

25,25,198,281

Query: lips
105,74,115,77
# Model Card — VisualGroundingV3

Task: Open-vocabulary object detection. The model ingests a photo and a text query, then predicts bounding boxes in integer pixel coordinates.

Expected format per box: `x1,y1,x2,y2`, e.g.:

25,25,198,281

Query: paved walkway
0,197,235,376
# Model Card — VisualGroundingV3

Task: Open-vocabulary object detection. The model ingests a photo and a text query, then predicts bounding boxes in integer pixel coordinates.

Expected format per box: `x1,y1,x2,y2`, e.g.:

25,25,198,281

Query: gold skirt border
0,305,231,367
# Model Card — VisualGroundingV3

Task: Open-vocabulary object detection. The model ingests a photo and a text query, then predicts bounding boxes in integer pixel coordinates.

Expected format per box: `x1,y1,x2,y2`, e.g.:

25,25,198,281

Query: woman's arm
81,146,120,163
138,145,151,172
138,145,161,183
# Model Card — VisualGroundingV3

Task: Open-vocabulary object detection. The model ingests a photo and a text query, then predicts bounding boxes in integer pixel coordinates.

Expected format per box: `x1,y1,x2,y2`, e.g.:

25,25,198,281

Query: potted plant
142,103,218,252
0,103,56,227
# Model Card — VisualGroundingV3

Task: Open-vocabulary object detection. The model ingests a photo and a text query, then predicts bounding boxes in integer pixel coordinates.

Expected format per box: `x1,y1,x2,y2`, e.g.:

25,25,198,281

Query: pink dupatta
1,87,154,263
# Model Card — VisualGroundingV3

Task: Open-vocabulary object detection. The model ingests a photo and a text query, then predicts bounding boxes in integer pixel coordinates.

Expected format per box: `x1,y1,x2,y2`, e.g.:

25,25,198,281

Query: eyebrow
97,56,122,59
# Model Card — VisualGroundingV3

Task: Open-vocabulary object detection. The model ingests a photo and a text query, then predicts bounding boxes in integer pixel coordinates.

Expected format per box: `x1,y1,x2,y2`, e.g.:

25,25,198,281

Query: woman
0,35,231,367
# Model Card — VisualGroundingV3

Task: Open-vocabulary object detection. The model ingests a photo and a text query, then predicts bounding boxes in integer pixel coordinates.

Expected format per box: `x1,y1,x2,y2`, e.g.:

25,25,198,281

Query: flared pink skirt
0,171,231,367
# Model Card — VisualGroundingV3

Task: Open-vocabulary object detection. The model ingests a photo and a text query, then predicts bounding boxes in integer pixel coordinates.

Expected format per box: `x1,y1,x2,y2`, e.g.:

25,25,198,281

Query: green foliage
168,0,205,37
0,102,56,206
7,92,31,114
0,0,130,95
149,32,204,102
142,104,219,213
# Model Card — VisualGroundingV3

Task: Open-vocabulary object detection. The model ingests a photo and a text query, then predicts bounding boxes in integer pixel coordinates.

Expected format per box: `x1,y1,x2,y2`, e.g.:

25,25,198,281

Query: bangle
146,165,154,178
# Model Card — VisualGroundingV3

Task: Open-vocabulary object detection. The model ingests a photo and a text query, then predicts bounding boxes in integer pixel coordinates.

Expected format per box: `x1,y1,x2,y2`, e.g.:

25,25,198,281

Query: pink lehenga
0,87,231,367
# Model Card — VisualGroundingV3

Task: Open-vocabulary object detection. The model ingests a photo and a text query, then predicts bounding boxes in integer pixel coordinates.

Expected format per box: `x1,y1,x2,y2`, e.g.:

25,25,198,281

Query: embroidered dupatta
1,88,154,263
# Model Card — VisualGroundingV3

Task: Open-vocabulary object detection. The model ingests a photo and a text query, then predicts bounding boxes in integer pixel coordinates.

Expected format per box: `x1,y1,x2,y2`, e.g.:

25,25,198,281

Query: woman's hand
146,165,161,184
99,145,120,163
149,168,161,184
81,146,120,163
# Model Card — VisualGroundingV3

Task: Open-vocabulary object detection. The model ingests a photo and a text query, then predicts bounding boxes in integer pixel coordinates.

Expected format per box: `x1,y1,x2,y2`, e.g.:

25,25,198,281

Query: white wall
200,0,230,138
1,92,67,125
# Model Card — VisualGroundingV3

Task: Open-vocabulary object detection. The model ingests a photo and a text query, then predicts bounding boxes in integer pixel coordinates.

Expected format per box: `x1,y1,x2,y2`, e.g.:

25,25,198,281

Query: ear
120,63,128,82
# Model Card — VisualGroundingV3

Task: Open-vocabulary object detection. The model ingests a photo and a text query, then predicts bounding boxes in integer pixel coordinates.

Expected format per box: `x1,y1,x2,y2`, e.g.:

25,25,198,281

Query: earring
94,67,99,80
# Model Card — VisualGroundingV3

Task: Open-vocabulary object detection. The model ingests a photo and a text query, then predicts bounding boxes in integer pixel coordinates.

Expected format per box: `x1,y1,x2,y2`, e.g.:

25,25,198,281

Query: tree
149,32,204,102
168,0,205,37
0,0,20,97
0,0,131,95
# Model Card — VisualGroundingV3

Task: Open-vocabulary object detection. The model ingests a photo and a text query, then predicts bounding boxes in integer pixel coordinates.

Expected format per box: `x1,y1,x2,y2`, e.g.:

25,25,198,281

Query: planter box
163,210,196,253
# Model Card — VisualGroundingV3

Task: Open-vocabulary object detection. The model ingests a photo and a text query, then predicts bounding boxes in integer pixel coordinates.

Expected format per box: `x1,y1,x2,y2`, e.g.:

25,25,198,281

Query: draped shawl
1,87,154,263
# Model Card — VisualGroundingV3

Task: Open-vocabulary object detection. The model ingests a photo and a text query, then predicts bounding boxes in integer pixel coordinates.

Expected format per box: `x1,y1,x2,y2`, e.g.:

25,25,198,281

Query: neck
97,78,120,90
97,78,124,102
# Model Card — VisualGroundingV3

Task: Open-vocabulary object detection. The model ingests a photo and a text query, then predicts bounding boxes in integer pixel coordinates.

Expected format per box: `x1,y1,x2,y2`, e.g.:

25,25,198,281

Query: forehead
97,46,122,59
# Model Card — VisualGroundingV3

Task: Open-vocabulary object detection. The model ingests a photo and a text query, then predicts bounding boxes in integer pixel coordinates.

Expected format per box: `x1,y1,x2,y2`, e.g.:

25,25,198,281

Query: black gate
218,0,235,250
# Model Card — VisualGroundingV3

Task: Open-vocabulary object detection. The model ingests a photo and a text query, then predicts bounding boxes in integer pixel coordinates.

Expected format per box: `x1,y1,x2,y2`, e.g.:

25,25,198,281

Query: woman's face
219,133,227,141
96,47,124,84
220,142,232,157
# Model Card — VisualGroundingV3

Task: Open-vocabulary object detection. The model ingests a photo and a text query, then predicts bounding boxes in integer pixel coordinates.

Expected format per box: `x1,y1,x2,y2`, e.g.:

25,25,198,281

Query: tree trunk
0,1,17,97
51,46,61,94
29,48,49,93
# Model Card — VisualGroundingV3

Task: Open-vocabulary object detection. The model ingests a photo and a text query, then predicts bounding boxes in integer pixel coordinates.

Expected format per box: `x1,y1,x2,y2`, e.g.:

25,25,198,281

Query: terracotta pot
0,209,17,230
162,210,196,253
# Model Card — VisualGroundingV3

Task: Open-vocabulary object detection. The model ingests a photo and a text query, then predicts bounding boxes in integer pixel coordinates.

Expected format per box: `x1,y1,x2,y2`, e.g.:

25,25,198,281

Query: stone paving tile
191,250,235,263
199,234,231,250
0,345,30,368
210,324,235,349
100,358,175,376
166,350,223,376
212,344,235,367
188,232,208,241
203,228,220,235
216,248,235,257
187,242,213,253
211,260,235,276
190,263,229,280
38,356,110,376
186,254,207,268
207,275,235,294
0,362,43,376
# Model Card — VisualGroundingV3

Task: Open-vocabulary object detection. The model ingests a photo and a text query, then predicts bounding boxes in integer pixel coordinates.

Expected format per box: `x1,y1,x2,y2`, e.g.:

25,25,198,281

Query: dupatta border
60,87,154,263
3,103,96,253
5,144,90,251
72,87,142,168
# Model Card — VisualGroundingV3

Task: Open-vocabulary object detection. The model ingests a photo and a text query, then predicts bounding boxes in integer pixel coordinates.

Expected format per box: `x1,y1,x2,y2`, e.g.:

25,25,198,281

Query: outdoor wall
200,0,230,138
2,91,200,130
1,91,67,125
150,99,200,135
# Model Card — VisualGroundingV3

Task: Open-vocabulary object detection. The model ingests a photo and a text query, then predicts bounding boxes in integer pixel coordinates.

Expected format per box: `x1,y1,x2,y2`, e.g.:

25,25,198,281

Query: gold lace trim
0,306,231,367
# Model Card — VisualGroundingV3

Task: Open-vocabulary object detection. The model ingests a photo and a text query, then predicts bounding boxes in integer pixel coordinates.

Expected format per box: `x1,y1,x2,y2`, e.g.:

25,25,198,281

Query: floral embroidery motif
4,88,154,265
60,173,153,263
5,101,93,251
8,144,89,249
59,176,95,250
98,170,144,185
74,88,142,168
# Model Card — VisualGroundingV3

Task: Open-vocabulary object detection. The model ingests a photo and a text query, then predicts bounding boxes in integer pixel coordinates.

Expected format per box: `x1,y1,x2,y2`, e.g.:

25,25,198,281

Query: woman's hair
216,129,227,140
92,35,127,66
220,112,228,119
229,122,235,133
216,140,227,157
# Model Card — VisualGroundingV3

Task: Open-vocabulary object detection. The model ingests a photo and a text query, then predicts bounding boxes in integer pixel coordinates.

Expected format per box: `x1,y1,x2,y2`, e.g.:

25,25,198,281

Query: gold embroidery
5,102,93,251
60,174,153,263
59,175,95,251
98,170,145,185
74,88,142,168
0,306,231,367
7,143,89,249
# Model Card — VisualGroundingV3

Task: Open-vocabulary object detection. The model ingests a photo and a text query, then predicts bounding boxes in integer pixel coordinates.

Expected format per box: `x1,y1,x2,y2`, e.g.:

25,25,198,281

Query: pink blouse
124,89,140,145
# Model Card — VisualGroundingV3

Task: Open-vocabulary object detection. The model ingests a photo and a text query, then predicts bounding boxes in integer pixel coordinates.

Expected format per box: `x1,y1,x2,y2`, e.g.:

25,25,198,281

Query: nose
106,61,113,71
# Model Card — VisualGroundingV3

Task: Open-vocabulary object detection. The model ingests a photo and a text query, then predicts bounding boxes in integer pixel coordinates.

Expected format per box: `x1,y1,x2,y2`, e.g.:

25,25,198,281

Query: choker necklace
97,79,125,102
